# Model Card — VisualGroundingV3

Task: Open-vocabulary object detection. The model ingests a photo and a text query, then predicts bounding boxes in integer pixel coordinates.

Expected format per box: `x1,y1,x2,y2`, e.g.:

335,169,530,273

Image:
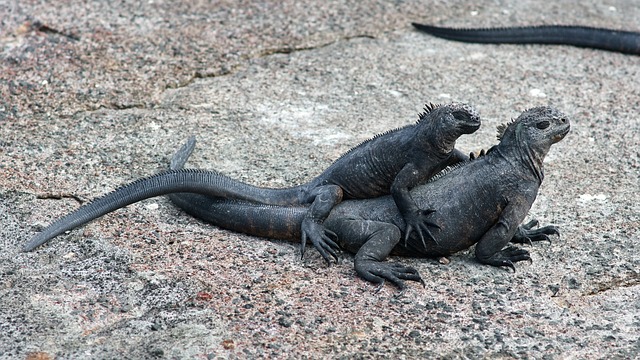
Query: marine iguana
24,103,481,262
24,106,567,288
412,23,640,55
164,107,572,288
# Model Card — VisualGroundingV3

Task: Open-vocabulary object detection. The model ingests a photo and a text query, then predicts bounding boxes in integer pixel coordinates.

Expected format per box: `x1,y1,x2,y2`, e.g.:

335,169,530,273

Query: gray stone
1,0,638,358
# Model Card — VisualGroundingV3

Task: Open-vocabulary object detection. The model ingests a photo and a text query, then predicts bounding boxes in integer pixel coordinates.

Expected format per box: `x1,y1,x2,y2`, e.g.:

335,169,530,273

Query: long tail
172,136,305,205
411,23,640,55
24,138,303,251
168,137,307,239
169,194,307,240
169,136,306,205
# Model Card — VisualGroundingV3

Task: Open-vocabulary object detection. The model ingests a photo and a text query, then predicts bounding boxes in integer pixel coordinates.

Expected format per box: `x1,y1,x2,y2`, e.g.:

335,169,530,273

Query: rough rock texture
1,0,639,358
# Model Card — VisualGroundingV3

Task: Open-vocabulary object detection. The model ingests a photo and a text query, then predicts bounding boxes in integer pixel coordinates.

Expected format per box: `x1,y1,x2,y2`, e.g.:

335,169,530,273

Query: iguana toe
402,209,441,249
300,218,341,264
356,260,423,291
512,220,559,245
521,219,539,230
480,246,531,271
469,148,486,160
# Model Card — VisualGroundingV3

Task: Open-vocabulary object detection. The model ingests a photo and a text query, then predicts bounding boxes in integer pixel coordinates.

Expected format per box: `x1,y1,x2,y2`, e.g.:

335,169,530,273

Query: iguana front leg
391,163,441,249
449,148,471,163
329,218,424,290
475,201,532,271
299,185,344,263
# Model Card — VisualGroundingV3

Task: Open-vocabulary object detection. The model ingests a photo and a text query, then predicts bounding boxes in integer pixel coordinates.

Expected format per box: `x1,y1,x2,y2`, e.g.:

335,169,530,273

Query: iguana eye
536,120,550,129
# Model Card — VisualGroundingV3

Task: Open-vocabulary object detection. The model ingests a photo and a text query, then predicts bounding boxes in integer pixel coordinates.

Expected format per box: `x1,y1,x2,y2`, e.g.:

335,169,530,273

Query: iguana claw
355,260,424,291
504,260,516,273
469,148,486,160
300,218,340,264
403,208,441,249
480,245,531,271
512,220,559,245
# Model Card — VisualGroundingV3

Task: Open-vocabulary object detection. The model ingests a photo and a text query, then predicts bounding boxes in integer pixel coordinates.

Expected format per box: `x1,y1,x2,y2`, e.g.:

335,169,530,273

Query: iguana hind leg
170,137,344,264
299,185,343,264
511,219,559,245
329,218,424,290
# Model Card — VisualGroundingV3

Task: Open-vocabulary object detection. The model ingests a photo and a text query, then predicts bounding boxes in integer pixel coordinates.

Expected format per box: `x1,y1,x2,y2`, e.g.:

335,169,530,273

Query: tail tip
22,236,45,252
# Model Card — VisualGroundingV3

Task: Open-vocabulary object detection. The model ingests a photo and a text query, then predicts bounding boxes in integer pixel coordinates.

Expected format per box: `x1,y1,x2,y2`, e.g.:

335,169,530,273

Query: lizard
23,105,568,290
167,106,569,289
411,23,640,55
23,102,481,262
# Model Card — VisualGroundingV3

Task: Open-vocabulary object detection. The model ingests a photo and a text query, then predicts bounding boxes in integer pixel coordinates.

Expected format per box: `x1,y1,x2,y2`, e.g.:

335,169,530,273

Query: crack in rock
163,34,377,92
36,193,84,204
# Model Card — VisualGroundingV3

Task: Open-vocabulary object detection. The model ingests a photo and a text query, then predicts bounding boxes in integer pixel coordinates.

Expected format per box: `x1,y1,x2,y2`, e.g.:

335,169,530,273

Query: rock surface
1,0,638,358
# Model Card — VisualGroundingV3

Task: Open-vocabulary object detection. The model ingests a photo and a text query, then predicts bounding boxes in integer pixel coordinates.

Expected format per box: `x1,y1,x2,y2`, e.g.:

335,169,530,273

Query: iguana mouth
465,121,481,131
552,125,570,143
453,110,481,133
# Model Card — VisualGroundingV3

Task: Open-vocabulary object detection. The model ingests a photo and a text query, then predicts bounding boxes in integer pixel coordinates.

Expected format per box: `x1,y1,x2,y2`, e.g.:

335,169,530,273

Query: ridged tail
169,194,306,240
171,137,305,205
412,23,640,55
24,138,308,251
24,169,294,251
167,137,307,240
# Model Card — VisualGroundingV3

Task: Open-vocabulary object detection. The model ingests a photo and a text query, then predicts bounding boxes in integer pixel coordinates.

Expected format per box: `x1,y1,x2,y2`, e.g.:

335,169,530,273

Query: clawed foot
355,260,425,290
481,245,531,272
403,209,441,249
511,220,560,245
300,218,341,264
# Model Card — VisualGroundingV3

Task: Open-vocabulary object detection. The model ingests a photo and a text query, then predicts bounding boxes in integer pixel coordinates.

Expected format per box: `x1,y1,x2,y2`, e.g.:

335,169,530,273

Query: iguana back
171,102,481,260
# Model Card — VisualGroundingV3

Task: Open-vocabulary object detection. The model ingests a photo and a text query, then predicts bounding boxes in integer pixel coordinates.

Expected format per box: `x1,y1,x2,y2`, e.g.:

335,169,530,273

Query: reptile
168,106,569,288
24,103,481,262
24,106,568,290
411,23,640,55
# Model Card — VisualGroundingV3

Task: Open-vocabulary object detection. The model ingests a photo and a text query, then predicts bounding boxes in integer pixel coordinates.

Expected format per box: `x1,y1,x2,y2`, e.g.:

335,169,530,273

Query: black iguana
412,23,640,55
24,103,481,261
24,106,569,290
167,106,568,288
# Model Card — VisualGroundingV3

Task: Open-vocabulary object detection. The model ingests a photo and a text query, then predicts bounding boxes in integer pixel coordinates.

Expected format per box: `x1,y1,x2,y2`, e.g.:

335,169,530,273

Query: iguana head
419,102,481,134
497,106,570,146
496,106,570,180
417,102,481,152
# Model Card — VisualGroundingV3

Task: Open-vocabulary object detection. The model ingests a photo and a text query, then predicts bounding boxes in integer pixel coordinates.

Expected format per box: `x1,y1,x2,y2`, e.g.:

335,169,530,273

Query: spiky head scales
417,102,479,125
496,106,567,141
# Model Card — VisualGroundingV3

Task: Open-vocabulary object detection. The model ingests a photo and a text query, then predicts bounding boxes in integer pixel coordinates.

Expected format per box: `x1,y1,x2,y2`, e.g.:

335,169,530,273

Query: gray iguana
167,106,568,288
24,103,481,261
24,106,569,289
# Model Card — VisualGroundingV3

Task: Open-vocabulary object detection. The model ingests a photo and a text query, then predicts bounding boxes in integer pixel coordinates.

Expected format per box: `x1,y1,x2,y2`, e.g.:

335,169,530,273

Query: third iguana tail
412,23,640,55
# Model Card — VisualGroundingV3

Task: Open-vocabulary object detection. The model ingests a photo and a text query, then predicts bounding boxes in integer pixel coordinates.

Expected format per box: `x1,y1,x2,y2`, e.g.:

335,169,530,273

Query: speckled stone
1,0,639,359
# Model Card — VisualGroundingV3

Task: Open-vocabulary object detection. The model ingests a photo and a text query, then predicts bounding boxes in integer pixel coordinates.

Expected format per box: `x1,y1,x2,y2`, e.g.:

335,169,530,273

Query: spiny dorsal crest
416,103,441,123
496,118,517,141
332,123,413,161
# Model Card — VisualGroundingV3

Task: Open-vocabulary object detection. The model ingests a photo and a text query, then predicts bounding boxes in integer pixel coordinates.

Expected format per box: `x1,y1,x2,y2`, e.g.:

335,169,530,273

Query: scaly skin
179,102,481,262
169,106,569,289
24,106,568,290
24,103,481,262
412,23,640,55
